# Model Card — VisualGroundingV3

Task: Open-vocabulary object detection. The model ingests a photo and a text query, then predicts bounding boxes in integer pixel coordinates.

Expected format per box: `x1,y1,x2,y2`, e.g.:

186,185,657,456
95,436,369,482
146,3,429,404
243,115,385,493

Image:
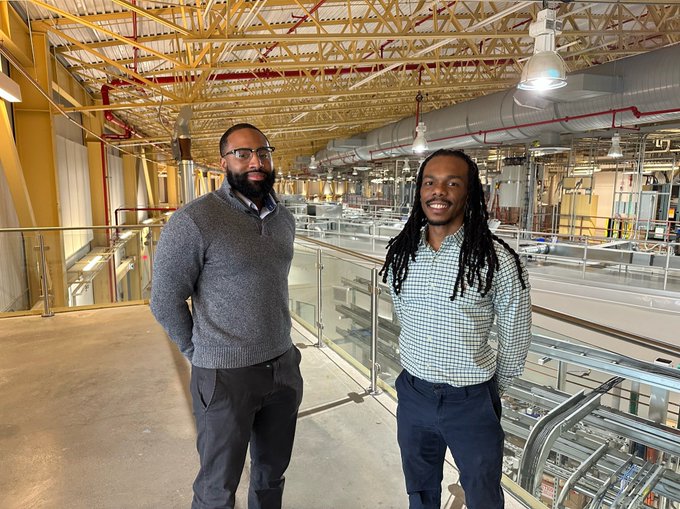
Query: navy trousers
189,345,303,509
395,370,505,509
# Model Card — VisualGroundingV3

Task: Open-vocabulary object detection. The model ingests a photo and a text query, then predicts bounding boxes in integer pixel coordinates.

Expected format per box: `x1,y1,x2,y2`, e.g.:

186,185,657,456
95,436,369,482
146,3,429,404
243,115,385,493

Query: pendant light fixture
607,132,623,159
412,91,429,154
518,7,567,92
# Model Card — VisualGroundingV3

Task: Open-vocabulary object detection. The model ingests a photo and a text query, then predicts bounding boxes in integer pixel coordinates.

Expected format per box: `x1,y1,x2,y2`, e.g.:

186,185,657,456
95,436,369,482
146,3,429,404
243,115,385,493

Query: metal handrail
296,234,385,265
297,235,678,359
0,224,163,233
532,305,680,359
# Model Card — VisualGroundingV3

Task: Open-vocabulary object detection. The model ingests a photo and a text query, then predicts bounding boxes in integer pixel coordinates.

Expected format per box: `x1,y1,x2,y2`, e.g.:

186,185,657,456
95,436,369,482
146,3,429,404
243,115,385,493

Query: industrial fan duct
315,44,680,166
173,105,194,204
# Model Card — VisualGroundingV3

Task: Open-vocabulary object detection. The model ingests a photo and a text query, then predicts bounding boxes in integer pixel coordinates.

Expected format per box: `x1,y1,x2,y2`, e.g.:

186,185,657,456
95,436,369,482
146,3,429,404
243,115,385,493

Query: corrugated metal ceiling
8,0,680,169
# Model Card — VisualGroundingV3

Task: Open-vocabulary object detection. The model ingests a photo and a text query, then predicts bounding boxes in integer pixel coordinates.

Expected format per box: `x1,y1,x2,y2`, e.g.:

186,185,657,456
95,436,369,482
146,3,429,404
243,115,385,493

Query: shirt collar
233,189,277,213
421,225,465,250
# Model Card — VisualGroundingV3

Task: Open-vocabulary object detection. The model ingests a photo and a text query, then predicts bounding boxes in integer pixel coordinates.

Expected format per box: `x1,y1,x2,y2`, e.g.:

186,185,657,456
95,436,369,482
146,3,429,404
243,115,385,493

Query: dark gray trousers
190,345,303,509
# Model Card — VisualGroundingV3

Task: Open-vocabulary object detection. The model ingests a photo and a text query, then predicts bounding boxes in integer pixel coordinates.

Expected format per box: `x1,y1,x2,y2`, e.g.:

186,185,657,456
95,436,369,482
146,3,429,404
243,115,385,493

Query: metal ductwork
317,44,680,167
172,105,195,204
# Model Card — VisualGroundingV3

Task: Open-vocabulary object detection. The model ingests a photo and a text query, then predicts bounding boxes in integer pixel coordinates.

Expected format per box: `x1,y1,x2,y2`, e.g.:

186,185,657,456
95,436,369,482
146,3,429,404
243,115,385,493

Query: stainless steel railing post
315,249,325,348
556,360,567,391
663,242,671,290
582,237,588,279
368,268,382,395
38,234,54,317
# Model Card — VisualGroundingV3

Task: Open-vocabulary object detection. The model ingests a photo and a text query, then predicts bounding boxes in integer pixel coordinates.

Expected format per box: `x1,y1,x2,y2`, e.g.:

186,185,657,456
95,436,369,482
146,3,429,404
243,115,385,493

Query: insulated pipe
317,44,680,166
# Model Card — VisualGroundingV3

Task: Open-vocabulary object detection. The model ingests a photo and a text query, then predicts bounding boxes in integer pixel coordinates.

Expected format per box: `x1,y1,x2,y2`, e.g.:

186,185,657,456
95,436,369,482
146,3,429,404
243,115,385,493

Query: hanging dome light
402,160,411,173
519,52,567,91
607,132,623,158
412,122,429,154
308,155,318,170
518,8,567,92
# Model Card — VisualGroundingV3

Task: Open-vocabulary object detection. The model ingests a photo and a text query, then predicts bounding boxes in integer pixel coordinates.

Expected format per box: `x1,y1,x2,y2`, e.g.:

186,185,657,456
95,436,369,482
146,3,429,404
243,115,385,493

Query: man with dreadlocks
380,149,532,509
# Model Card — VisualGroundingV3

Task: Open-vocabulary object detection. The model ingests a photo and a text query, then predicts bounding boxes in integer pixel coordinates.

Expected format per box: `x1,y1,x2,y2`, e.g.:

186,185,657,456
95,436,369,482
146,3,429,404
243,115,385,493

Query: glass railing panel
289,243,318,334
318,253,374,377
373,284,401,392
0,230,37,313
0,226,160,315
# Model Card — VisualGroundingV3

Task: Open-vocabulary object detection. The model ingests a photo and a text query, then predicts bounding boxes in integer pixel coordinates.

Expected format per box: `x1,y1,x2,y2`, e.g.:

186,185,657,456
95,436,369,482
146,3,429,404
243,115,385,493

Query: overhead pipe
101,83,135,140
316,43,680,166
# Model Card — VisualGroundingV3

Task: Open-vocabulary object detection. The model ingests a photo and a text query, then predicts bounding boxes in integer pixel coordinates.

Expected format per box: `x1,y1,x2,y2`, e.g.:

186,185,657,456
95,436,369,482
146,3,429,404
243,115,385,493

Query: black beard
227,168,276,201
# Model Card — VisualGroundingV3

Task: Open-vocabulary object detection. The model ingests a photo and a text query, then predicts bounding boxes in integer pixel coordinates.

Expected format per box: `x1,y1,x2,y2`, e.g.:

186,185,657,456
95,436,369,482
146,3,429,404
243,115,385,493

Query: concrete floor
0,305,526,509
1,236,674,508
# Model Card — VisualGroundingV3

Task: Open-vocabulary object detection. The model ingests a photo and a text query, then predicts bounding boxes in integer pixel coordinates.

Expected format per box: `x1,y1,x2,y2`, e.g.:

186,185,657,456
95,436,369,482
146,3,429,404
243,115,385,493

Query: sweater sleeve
150,212,204,361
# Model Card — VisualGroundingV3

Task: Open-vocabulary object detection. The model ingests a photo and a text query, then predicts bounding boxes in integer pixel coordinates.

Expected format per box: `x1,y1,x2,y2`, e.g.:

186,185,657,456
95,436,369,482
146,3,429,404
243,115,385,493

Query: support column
166,164,179,206
13,31,67,307
122,152,141,300
141,148,157,207
0,101,35,226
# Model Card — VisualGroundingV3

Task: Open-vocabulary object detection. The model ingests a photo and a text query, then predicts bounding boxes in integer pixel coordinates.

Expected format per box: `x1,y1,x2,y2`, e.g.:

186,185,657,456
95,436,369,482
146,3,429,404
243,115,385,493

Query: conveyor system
503,335,680,508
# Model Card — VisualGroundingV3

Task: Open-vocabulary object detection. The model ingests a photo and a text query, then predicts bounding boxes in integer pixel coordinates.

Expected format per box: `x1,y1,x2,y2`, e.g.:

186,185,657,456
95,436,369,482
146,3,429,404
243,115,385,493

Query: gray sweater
150,181,295,368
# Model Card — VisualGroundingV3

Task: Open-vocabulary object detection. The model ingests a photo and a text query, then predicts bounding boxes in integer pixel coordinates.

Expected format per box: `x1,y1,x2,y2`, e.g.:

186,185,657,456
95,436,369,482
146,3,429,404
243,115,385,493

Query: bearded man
151,123,303,509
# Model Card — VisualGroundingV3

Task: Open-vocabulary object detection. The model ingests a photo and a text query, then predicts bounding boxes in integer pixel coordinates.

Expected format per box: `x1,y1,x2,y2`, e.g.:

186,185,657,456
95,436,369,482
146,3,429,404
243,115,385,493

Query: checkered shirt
389,227,532,394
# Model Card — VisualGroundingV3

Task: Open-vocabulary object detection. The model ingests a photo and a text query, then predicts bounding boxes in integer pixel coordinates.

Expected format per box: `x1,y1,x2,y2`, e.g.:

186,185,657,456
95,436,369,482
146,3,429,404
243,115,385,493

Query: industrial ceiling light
518,8,567,92
308,155,317,170
412,91,429,154
402,160,411,173
607,132,623,158
412,122,429,154
0,72,22,102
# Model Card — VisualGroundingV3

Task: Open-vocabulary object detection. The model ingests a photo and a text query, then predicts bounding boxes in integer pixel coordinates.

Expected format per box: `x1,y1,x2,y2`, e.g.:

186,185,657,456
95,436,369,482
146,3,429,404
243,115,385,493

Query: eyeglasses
221,146,275,161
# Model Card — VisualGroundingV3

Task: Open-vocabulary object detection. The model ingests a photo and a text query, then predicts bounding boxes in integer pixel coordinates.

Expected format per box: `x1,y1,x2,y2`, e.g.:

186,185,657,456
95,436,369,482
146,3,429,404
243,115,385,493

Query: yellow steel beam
13,31,67,305
41,26,184,102
140,148,157,208
0,1,34,66
0,101,36,227
63,79,516,113
25,0,185,68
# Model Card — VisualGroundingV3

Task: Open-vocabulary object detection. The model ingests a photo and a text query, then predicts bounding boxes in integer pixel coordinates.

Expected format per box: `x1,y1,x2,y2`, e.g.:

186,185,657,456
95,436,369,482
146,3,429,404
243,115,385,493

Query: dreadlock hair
379,149,527,300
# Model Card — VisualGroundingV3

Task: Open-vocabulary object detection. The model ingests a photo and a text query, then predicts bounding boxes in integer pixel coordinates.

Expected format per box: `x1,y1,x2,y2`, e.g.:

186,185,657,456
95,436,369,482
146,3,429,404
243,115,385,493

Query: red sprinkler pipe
101,83,135,140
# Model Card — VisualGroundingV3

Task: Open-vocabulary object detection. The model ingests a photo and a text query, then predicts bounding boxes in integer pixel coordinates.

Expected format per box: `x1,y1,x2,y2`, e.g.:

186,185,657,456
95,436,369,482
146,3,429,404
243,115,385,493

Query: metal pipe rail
532,305,680,360
525,334,680,394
